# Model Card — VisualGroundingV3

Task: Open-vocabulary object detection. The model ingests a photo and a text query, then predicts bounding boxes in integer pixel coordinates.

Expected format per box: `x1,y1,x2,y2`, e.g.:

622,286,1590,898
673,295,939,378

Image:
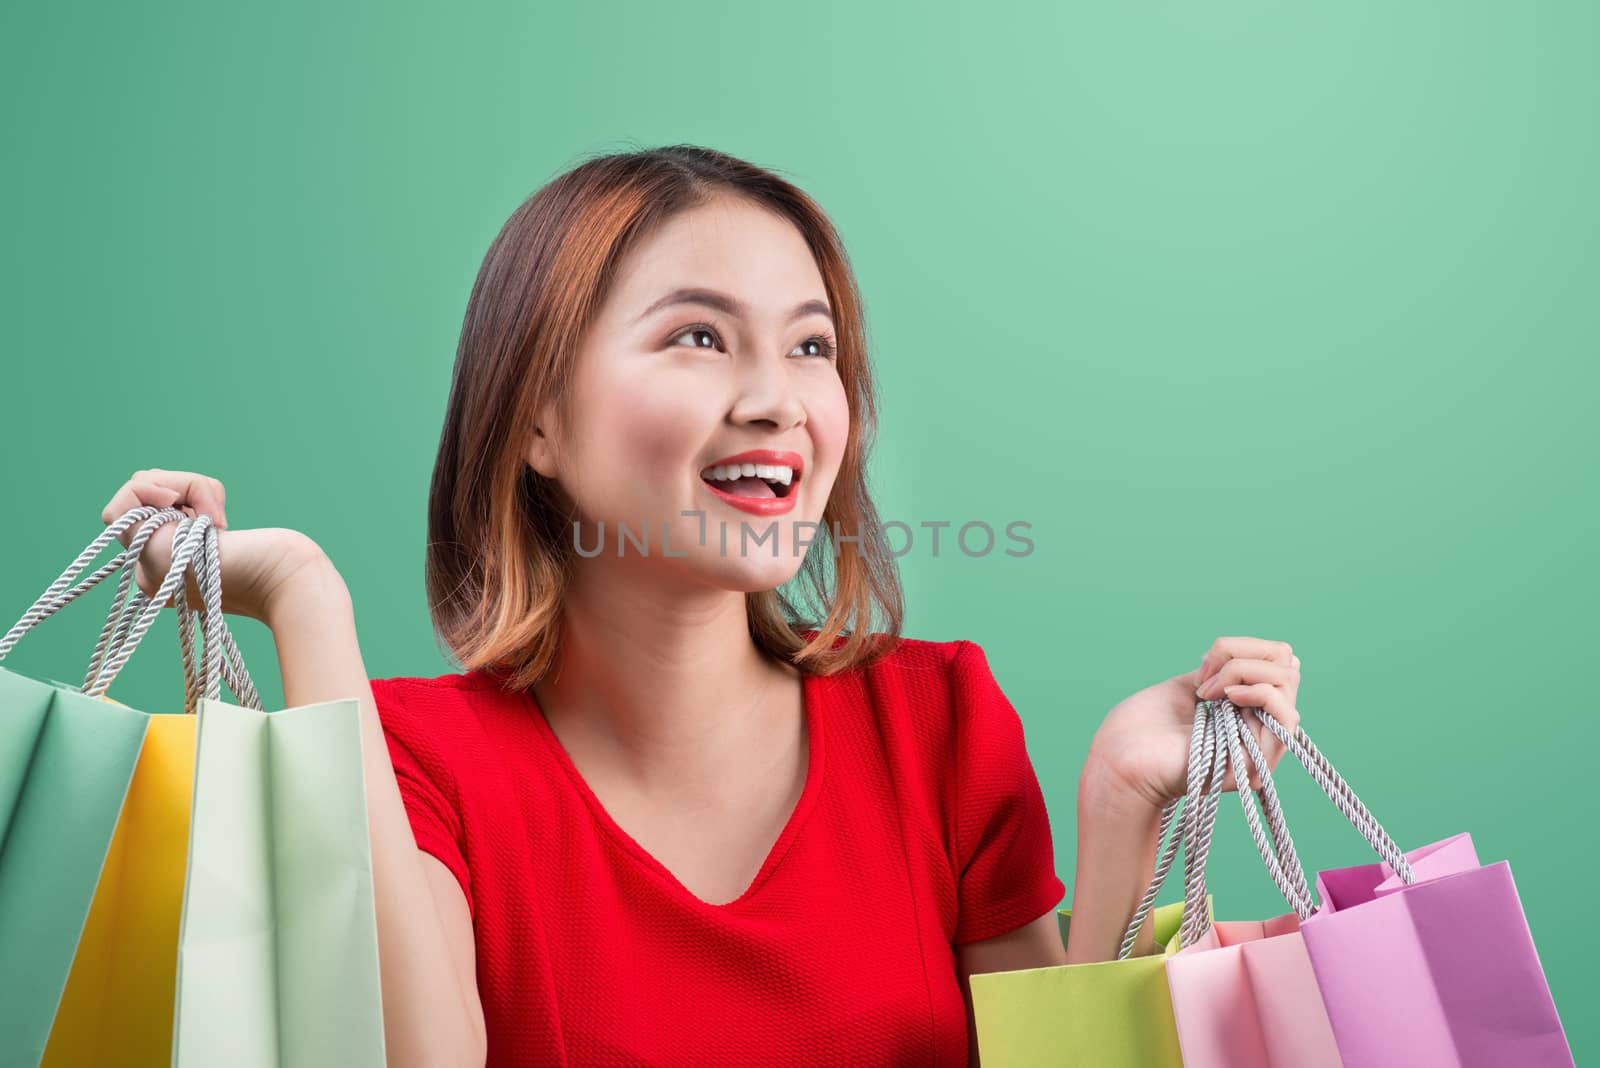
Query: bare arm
952,744,1164,1066
955,909,1068,1067
264,547,487,1068
1064,745,1164,962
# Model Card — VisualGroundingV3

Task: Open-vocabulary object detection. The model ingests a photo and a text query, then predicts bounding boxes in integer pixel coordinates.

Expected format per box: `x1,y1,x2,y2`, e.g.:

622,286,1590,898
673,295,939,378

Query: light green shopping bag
173,694,385,1066
971,701,1234,1067
171,516,386,1067
970,896,1212,1067
0,673,150,1068
0,505,216,1068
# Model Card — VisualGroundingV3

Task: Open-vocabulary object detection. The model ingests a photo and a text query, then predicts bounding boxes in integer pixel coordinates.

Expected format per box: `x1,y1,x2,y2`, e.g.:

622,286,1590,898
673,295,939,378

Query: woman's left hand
1085,636,1303,813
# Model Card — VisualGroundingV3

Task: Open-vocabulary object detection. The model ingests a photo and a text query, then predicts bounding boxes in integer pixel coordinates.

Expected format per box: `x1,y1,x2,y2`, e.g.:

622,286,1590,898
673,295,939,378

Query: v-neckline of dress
521,668,826,911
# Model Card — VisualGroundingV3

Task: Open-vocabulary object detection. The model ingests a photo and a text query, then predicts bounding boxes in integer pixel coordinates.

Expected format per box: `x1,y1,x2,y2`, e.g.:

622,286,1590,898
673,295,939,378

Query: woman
100,144,1302,1067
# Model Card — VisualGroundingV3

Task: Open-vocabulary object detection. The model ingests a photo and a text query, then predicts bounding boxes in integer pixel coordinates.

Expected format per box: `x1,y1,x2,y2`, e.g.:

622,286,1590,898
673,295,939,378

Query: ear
525,406,562,480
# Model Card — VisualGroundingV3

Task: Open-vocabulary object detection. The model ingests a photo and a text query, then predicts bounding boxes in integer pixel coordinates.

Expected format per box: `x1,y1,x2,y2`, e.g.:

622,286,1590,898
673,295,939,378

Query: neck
533,558,797,798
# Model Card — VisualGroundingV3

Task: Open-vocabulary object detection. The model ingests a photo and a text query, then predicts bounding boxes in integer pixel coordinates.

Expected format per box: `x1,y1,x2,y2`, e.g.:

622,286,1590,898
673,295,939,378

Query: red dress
371,634,1066,1067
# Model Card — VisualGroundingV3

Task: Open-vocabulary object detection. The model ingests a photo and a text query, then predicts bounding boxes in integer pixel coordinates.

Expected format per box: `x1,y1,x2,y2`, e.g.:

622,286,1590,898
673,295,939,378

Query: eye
668,323,837,361
795,333,838,361
671,324,725,351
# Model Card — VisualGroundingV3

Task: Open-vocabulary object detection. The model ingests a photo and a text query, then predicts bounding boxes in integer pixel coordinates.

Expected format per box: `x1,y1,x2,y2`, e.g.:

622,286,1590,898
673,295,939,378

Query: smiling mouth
698,463,799,500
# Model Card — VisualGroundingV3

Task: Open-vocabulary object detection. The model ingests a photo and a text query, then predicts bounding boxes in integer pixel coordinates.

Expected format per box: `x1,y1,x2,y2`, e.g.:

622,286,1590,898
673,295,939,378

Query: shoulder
369,669,503,713
803,630,1010,743
807,629,997,692
800,628,976,680
368,669,521,755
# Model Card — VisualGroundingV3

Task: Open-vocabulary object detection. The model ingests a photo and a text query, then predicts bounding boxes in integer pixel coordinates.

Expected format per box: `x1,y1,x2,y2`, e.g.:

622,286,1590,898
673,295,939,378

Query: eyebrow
631,287,834,327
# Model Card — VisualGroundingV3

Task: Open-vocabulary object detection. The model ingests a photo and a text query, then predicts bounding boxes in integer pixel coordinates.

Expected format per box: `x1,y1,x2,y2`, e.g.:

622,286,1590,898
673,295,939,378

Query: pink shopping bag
1300,833,1574,1068
1165,913,1342,1068
1160,699,1344,1068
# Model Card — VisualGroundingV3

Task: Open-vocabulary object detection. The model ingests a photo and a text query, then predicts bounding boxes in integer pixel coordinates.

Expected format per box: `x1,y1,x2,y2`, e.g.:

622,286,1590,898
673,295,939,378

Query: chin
692,552,807,595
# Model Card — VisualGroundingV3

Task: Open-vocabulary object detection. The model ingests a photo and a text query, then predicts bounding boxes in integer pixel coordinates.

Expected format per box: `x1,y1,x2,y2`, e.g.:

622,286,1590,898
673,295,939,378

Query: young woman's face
530,193,850,593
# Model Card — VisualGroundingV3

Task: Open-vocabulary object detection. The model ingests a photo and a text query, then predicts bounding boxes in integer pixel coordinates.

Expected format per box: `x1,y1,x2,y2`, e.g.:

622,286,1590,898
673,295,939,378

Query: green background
3,0,1593,1059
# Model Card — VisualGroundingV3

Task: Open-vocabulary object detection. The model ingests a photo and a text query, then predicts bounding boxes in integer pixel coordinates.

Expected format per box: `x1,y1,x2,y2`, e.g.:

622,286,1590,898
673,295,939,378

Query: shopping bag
0,674,149,1068
1166,915,1339,1066
971,898,1208,1067
969,706,1220,1067
39,714,197,1067
171,517,387,1067
1201,697,1575,1068
1160,699,1344,1068
1301,833,1573,1067
173,695,385,1067
0,507,213,1068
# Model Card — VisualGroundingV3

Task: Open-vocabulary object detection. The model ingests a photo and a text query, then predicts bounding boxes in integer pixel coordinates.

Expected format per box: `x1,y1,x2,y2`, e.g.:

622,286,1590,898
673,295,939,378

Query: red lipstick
699,449,805,517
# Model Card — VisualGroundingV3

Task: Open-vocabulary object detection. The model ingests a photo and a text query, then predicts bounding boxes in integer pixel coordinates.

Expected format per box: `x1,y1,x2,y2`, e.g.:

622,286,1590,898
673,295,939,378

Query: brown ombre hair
425,143,904,691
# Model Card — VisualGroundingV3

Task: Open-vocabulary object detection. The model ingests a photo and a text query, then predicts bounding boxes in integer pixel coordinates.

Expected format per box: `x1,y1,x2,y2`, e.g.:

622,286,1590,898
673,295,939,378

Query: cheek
806,376,852,471
569,370,707,493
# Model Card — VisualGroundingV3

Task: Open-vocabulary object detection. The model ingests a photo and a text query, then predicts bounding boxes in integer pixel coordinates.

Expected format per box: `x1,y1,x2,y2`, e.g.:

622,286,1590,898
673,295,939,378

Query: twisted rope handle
1182,702,1315,946
1179,698,1418,945
1177,702,1232,947
78,512,214,697
81,510,220,705
154,514,262,710
0,505,180,661
82,512,263,711
1116,690,1418,957
1225,704,1315,911
0,505,262,711
1251,706,1414,882
1115,703,1213,958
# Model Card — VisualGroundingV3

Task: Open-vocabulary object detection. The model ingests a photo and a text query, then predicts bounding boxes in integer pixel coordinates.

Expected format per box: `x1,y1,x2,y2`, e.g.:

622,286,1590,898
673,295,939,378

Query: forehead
604,195,825,321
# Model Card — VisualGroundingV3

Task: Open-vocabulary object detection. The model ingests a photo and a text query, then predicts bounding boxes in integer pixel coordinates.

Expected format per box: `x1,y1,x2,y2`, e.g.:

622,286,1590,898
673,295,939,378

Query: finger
109,471,228,530
1198,657,1295,700
103,479,173,525
1257,720,1287,772
1244,719,1288,789
1223,682,1301,737
157,471,229,529
1198,636,1295,683
129,482,186,545
1225,683,1301,789
102,486,142,526
187,474,227,528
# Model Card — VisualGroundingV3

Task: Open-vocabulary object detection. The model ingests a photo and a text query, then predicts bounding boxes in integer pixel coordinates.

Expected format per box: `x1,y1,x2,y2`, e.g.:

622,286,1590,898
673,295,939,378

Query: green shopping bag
970,701,1227,1067
173,696,385,1066
971,897,1212,1067
0,675,149,1068
170,515,386,1067
0,506,214,1068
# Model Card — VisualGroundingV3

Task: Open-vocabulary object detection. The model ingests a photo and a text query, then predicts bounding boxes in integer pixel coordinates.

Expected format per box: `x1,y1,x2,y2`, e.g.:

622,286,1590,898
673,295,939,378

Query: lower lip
700,478,800,516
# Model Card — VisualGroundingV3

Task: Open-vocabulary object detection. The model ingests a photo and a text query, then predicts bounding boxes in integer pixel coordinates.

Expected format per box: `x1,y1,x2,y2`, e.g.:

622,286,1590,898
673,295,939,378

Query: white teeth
700,462,796,486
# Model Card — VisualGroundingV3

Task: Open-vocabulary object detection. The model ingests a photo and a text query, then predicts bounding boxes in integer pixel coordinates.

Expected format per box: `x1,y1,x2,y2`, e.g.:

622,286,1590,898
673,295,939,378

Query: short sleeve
370,678,474,916
950,640,1067,944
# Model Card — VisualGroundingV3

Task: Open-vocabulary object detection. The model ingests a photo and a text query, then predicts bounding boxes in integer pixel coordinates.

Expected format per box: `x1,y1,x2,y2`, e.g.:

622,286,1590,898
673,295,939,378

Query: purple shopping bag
1300,833,1573,1068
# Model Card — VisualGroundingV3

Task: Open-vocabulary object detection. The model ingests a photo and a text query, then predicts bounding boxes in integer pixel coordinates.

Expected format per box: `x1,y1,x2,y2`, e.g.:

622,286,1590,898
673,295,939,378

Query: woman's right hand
100,468,329,622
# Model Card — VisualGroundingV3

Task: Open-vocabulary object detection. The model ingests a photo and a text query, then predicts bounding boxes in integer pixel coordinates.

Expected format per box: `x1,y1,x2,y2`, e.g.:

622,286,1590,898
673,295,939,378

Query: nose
728,351,806,432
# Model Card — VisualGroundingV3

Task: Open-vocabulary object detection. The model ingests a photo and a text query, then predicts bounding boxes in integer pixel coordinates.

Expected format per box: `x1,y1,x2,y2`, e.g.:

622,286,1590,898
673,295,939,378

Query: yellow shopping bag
40,710,197,1066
